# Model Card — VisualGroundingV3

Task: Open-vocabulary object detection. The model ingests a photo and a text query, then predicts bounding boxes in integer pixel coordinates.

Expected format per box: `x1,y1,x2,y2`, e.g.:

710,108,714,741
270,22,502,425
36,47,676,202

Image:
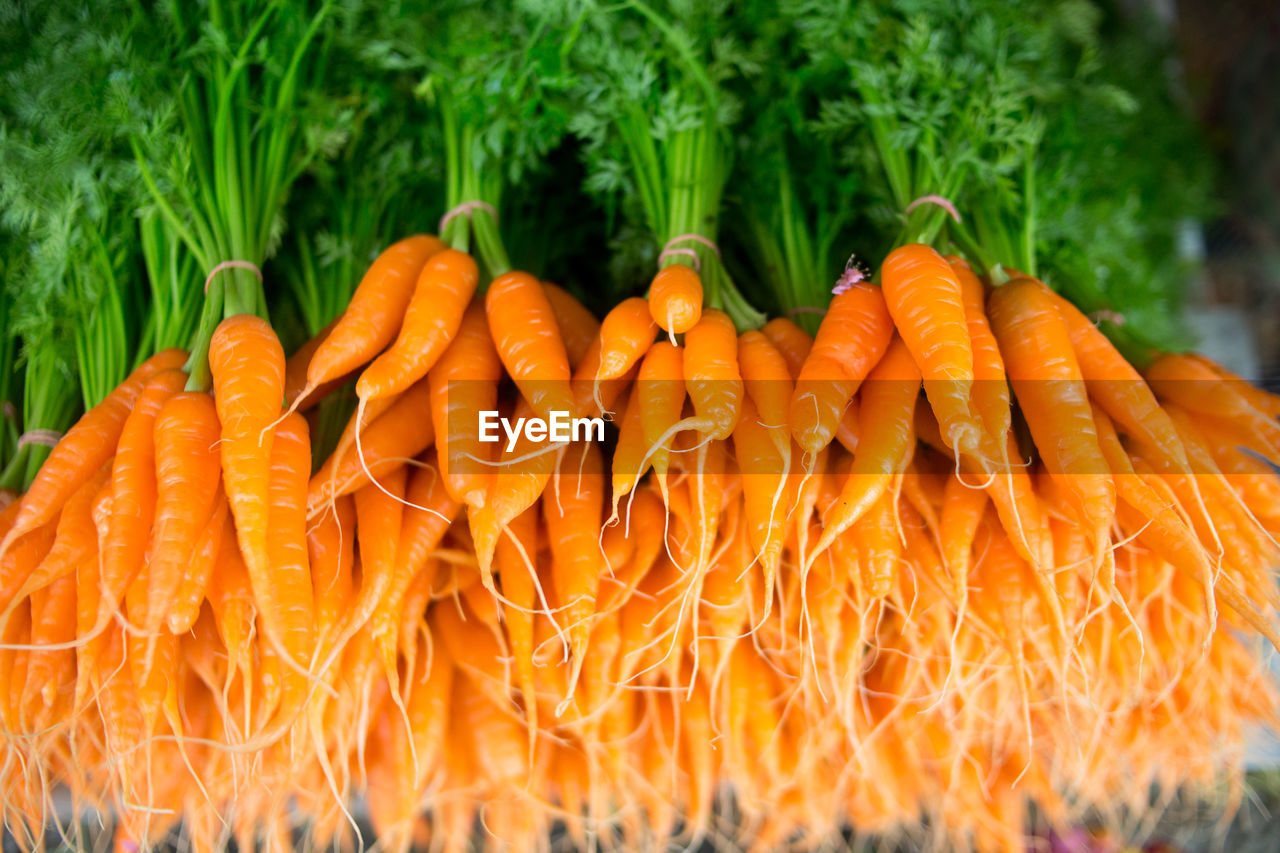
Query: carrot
761,317,813,380
372,460,459,680
495,505,541,766
1095,406,1215,643
487,271,574,421
543,282,601,369
166,490,228,635
284,317,340,409
470,396,560,584
21,571,76,726
940,472,986,606
330,465,408,670
946,257,1010,448
7,466,106,608
853,489,902,601
1185,352,1280,417
292,235,445,407
261,412,317,714
648,263,703,337
987,278,1115,575
638,340,686,499
680,309,743,441
808,335,920,564
790,281,893,460
356,248,479,401
595,296,660,383
570,333,635,420
94,369,189,630
0,348,186,558
971,512,1035,752
429,302,502,508
1049,293,1201,479
144,392,223,637
307,376,433,513
308,494,356,647
544,442,605,710
739,330,794,435
882,244,981,456
734,398,792,617
209,314,287,622
1146,353,1280,459
609,382,652,518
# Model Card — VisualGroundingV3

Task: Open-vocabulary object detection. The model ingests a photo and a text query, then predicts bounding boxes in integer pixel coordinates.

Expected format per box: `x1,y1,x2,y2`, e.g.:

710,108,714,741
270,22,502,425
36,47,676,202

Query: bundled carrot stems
1,1,1274,852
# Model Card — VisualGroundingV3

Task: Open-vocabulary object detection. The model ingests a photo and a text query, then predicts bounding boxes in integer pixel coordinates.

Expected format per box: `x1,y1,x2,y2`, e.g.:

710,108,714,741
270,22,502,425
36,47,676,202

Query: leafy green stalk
0,0,147,485
570,0,765,329
0,346,79,493
117,0,348,390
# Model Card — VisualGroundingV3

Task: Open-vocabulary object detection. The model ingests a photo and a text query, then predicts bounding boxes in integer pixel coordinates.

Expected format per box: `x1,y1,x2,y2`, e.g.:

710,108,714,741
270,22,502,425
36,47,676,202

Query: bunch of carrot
0,232,1277,853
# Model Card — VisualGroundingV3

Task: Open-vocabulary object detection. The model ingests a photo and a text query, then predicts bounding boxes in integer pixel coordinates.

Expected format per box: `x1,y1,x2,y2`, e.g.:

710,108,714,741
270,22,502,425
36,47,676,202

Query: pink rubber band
17,429,62,450
439,200,498,233
657,247,701,272
204,260,263,294
905,194,962,224
1090,309,1126,327
662,233,722,259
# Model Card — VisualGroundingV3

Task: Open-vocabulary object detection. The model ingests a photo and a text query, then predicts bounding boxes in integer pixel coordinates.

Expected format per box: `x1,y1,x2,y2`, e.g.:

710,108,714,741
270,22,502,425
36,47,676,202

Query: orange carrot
356,248,479,401
308,376,433,513
681,309,743,441
543,282,601,369
882,244,981,456
648,264,703,336
809,335,920,562
790,281,893,460
495,505,541,766
166,490,228,635
544,442,605,709
638,341,686,498
261,412,317,713
95,369,189,629
0,348,186,557
429,302,501,508
209,314,287,625
145,392,223,636
595,296,659,383
987,279,1115,573
761,317,813,381
284,317,340,410
487,271,574,420
308,494,356,646
293,235,445,406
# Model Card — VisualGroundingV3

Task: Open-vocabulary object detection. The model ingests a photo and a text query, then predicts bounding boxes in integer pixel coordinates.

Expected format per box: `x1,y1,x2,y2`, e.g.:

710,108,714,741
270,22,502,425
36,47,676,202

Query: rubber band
1090,309,1126,327
656,246,701,272
1,402,14,420
662,233,722,259
786,306,827,317
438,200,498,234
204,260,263,294
17,429,62,450
905,194,962,224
